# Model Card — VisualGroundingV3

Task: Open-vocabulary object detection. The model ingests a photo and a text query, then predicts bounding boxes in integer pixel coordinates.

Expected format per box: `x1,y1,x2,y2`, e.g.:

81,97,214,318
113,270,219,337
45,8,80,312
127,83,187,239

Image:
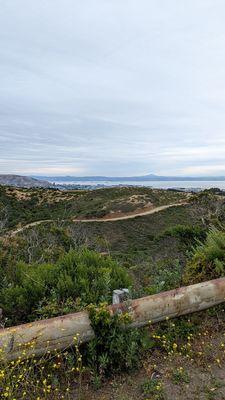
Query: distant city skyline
1,1,225,177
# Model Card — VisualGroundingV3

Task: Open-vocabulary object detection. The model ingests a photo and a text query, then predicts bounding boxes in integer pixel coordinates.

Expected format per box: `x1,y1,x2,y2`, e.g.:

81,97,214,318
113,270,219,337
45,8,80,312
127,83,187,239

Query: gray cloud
1,0,225,176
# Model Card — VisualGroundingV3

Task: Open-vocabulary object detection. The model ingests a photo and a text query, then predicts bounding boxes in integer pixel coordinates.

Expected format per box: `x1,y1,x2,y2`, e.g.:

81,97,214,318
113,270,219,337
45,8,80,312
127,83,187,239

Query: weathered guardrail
0,277,225,361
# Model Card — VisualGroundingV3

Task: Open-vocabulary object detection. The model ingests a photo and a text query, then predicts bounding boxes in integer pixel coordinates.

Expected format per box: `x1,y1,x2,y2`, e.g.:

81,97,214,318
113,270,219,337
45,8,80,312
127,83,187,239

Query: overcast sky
1,0,225,176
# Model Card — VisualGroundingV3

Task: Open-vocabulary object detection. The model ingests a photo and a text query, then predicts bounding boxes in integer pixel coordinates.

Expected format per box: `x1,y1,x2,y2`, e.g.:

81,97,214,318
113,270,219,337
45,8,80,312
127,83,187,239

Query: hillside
0,174,51,188
1,186,225,399
1,185,225,298
0,185,189,230
1,186,225,292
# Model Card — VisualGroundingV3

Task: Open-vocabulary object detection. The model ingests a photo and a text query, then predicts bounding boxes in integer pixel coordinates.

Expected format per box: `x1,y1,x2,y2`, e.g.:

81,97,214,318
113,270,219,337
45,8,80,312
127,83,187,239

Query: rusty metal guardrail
0,277,225,361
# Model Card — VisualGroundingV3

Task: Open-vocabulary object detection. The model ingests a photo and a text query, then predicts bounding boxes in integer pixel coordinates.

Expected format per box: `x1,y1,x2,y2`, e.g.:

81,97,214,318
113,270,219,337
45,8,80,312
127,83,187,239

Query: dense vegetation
0,185,188,230
1,185,225,399
0,248,130,325
184,228,225,284
1,187,225,325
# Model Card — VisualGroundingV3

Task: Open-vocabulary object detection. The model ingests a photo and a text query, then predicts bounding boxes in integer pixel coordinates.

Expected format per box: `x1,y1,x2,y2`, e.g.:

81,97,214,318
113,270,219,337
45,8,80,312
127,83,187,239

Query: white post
112,288,130,304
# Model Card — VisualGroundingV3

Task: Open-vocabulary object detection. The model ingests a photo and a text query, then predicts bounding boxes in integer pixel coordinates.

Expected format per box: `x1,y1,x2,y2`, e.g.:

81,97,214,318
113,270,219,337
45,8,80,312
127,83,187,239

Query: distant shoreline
31,175,225,190
44,179,225,191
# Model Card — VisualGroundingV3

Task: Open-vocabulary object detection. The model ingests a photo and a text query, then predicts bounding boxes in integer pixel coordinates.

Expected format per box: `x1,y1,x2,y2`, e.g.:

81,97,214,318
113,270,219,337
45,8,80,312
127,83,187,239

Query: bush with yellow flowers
0,335,84,399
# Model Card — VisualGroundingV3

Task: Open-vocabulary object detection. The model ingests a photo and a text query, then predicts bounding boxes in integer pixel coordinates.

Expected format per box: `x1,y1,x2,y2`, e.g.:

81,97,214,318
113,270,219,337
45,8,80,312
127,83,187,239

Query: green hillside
1,186,225,399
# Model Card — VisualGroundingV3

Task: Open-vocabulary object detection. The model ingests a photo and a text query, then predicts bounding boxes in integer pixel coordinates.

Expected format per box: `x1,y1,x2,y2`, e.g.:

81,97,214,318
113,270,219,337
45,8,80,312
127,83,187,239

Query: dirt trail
73,202,188,222
7,220,53,237
4,201,188,238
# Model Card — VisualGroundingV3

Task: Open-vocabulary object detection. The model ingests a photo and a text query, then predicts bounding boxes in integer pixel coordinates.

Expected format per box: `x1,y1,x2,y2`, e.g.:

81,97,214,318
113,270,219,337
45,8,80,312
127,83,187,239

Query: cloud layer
1,0,225,176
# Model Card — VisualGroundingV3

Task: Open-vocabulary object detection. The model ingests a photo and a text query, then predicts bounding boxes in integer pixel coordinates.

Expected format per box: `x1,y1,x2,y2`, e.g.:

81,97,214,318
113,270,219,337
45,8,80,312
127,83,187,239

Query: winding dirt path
8,220,53,237
72,202,188,222
4,201,188,238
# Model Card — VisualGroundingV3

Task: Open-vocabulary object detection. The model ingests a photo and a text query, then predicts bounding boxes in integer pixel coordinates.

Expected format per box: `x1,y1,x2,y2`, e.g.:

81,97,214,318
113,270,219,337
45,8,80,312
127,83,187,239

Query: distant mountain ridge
34,174,225,182
0,175,51,188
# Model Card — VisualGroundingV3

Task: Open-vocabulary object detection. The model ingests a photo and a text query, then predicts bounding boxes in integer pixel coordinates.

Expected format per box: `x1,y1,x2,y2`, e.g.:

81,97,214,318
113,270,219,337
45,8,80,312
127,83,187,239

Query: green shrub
171,367,190,384
141,378,165,399
0,262,57,323
55,249,131,304
183,228,225,284
0,249,131,325
152,315,198,355
158,224,206,245
144,259,182,295
36,295,82,319
85,303,151,381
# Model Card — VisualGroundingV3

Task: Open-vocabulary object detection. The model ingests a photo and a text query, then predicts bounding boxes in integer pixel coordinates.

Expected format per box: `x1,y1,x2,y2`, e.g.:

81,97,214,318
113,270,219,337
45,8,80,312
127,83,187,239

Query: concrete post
112,288,130,304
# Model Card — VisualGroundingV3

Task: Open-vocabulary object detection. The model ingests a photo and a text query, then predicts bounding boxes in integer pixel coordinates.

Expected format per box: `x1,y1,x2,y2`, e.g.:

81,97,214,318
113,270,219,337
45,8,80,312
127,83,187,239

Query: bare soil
78,326,225,400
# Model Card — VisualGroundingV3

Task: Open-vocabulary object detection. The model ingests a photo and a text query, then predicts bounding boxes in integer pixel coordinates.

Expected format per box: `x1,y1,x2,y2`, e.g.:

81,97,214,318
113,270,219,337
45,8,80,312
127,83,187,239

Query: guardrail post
112,288,130,304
